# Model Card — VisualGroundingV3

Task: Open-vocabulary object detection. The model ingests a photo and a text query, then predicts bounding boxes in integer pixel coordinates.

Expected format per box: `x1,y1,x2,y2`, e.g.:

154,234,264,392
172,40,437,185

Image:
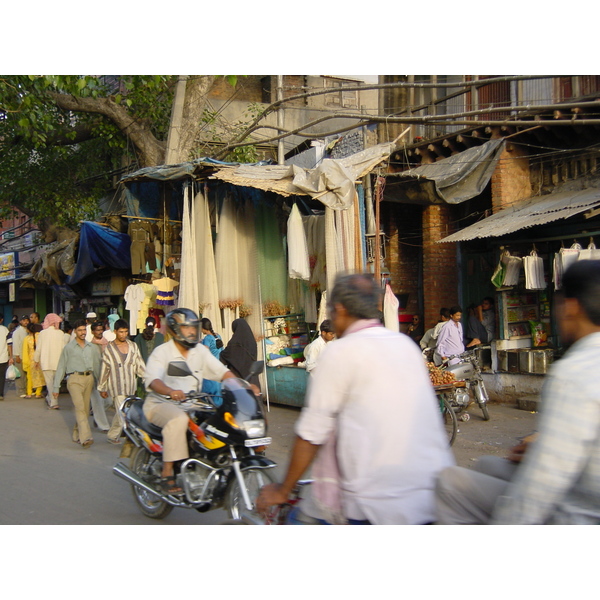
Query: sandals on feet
81,439,94,449
160,476,183,495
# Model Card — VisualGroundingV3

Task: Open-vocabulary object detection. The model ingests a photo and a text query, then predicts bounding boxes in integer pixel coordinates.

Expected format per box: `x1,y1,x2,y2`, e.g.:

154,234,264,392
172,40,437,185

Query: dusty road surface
0,378,537,524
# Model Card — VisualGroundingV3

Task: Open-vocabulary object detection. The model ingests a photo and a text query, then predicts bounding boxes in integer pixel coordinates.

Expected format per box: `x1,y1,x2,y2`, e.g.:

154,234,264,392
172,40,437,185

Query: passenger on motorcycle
143,308,235,494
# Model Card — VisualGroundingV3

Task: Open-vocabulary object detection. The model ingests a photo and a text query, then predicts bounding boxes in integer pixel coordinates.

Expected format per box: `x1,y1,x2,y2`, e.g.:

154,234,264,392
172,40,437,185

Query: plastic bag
6,364,20,380
529,321,548,347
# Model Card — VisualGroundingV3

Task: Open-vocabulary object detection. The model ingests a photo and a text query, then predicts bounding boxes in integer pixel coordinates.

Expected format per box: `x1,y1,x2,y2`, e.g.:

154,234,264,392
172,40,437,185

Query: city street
0,381,537,525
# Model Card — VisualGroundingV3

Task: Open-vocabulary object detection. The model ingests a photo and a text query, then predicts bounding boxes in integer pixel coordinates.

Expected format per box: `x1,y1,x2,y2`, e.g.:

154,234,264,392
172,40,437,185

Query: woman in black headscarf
220,318,259,388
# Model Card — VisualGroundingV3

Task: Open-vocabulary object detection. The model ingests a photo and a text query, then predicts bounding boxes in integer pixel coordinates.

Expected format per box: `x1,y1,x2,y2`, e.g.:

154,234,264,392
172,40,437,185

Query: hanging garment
383,284,399,332
154,277,179,307
287,203,310,280
128,220,155,275
124,283,147,336
523,250,546,290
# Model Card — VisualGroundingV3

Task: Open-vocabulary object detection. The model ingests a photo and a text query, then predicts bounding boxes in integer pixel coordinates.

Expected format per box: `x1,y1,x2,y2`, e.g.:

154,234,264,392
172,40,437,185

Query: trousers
435,456,518,524
43,370,57,407
67,373,94,444
90,388,111,431
143,399,189,463
107,394,127,442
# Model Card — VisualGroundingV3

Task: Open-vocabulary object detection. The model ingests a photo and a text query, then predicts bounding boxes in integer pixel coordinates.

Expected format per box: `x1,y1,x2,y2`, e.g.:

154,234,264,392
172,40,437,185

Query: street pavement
0,380,537,525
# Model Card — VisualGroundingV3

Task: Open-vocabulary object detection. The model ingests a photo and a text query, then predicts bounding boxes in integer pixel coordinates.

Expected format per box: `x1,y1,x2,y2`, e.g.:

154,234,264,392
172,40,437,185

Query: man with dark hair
53,319,102,448
98,318,146,445
435,305,465,366
435,260,600,524
303,319,335,375
9,315,30,398
257,273,454,524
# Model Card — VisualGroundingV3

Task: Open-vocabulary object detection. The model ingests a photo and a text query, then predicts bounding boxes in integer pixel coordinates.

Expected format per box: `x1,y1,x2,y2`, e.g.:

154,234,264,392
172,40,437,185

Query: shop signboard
0,252,17,282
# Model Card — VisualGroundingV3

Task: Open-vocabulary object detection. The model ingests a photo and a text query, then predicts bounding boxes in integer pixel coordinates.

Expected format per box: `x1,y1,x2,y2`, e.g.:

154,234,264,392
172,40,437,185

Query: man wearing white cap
85,312,97,342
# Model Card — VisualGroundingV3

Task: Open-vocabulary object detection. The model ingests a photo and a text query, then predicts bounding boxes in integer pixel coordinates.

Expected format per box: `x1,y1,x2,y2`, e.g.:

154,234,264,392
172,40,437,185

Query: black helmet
166,308,200,348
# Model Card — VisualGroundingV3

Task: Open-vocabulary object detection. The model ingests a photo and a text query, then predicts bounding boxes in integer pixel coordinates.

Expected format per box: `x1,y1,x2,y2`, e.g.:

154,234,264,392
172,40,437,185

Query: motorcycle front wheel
439,394,458,447
129,446,173,520
226,467,276,523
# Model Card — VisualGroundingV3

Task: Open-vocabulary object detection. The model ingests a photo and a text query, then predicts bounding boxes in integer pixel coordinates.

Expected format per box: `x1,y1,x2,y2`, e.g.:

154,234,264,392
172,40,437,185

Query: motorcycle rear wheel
226,467,276,523
130,446,173,520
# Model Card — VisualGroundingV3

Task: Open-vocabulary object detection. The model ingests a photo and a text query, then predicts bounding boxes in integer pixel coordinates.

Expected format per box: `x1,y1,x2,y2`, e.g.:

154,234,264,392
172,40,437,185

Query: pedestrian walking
9,315,30,398
89,321,111,432
53,320,101,448
34,313,69,409
0,313,12,401
22,323,44,398
97,319,146,445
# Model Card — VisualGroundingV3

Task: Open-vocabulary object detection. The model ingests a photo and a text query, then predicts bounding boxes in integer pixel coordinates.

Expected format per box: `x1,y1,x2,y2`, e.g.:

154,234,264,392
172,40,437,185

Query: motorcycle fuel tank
447,361,475,380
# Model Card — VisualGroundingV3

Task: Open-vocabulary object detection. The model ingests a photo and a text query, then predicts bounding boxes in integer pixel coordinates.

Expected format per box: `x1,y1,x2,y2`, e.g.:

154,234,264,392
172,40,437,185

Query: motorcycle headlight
241,419,266,438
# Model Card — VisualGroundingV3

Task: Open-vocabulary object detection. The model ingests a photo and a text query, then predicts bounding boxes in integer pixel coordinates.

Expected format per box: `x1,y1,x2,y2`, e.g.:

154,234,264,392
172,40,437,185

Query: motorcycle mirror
167,361,193,378
246,360,264,379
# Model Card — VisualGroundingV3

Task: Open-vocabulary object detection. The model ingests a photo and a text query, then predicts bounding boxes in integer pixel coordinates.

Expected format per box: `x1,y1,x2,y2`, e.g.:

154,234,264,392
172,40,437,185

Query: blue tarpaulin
67,221,131,284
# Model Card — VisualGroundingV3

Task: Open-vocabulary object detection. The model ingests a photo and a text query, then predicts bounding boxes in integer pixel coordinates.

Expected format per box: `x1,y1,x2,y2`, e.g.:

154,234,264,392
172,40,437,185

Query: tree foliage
0,75,224,229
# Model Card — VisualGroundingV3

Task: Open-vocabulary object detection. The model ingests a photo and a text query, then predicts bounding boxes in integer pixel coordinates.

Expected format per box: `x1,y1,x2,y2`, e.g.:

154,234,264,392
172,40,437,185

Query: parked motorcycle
442,346,491,421
113,360,276,523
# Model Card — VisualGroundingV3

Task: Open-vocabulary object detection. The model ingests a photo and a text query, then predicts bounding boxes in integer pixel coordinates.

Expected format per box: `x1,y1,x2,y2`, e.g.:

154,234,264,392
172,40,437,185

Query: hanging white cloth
287,203,310,280
317,291,328,330
523,250,546,290
560,243,582,272
193,189,221,329
383,284,399,332
178,185,200,313
502,254,523,287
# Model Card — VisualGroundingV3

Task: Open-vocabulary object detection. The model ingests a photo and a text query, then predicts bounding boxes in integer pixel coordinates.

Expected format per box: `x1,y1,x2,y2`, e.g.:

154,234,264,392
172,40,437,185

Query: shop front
441,183,600,402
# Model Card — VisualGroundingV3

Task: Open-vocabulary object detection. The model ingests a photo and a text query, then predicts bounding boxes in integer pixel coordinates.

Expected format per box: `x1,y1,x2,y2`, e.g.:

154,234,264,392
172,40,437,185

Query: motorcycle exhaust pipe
113,462,186,506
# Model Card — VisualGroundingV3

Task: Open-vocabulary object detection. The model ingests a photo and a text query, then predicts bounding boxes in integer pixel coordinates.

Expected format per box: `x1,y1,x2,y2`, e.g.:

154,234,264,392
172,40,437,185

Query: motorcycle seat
127,400,164,440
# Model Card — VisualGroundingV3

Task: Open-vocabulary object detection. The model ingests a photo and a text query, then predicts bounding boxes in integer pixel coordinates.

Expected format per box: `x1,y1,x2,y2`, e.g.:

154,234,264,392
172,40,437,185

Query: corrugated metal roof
438,187,600,243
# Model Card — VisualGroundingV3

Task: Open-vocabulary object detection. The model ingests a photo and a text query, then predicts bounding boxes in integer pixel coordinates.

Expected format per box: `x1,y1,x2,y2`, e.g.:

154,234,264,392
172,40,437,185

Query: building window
324,77,359,109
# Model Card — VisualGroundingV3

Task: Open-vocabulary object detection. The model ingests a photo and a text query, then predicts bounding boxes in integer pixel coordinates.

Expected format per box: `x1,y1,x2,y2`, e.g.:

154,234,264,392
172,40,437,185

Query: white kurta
295,320,454,524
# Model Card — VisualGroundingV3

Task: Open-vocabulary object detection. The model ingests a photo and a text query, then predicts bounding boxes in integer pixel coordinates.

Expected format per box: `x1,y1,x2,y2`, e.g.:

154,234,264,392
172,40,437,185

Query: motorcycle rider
143,308,236,494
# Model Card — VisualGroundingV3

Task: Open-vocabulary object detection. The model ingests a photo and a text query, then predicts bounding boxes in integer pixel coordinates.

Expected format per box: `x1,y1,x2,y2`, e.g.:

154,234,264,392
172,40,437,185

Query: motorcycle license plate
244,437,272,447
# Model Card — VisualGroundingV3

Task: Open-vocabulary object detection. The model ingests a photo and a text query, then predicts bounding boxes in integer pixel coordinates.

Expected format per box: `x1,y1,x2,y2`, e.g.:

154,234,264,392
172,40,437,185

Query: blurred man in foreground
257,273,454,524
435,260,600,524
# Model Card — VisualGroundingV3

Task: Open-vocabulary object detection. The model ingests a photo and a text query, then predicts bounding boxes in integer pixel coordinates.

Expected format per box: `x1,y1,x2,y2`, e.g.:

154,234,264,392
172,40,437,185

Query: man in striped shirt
97,319,146,445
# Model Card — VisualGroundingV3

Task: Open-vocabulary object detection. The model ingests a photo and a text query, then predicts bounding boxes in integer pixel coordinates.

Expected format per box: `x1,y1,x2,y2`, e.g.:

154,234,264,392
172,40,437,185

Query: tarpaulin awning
438,186,600,243
119,157,236,183
212,142,395,210
67,221,131,284
390,138,505,204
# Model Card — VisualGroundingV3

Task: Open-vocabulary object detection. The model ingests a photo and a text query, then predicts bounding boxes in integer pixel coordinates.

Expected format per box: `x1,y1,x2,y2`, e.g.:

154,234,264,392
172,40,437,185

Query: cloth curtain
383,284,399,332
193,188,221,330
178,185,200,313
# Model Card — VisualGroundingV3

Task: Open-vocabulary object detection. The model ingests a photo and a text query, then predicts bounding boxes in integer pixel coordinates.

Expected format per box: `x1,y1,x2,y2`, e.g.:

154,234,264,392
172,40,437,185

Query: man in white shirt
9,315,30,398
0,313,12,401
33,313,69,409
303,319,334,375
257,273,454,524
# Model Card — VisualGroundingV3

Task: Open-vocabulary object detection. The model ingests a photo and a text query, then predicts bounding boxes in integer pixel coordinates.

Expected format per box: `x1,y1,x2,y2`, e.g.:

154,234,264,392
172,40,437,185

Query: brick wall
491,144,531,212
208,76,265,103
422,204,459,329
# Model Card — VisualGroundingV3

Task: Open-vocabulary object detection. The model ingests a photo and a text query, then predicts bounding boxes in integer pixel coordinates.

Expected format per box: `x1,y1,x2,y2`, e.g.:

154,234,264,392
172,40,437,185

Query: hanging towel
287,203,310,280
383,284,399,332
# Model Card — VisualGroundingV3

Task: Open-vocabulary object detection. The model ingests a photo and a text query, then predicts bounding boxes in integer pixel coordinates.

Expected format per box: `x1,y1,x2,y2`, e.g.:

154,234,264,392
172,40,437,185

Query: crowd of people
2,260,600,525
0,309,259,459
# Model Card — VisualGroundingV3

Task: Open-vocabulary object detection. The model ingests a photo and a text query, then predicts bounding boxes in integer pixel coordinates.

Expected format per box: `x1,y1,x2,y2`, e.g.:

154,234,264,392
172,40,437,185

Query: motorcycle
442,346,491,421
112,360,276,523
